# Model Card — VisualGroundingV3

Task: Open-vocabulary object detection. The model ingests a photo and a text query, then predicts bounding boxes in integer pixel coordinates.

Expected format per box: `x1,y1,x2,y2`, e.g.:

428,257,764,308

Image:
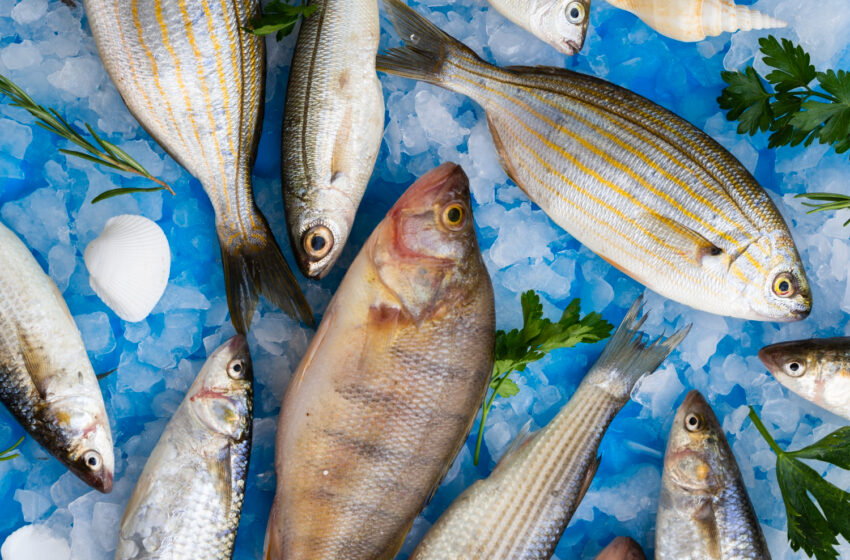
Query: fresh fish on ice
485,0,592,55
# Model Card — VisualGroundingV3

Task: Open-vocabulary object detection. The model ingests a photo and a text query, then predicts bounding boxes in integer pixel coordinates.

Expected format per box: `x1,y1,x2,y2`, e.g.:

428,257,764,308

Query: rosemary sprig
0,436,24,462
0,74,174,201
795,192,850,226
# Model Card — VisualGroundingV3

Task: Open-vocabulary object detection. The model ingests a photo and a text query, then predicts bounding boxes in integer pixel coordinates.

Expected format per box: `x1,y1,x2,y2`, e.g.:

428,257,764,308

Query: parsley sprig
473,291,612,465
0,74,174,203
245,1,318,40
718,36,850,154
749,407,850,560
0,436,24,462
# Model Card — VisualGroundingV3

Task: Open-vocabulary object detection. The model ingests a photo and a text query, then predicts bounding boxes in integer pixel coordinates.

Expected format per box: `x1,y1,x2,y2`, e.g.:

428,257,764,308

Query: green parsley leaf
245,1,318,40
473,291,613,465
760,36,816,93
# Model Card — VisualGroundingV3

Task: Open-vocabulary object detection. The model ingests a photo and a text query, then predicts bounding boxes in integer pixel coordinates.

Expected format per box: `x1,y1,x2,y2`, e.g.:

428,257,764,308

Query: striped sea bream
84,0,312,333
377,0,811,322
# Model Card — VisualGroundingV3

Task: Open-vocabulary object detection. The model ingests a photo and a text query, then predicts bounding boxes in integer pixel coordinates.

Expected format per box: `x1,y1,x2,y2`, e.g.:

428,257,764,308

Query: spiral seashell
605,0,787,42
84,215,171,323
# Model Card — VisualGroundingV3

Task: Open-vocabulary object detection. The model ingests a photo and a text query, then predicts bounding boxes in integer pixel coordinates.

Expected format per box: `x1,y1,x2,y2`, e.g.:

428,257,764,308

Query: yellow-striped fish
377,0,811,322
84,0,312,333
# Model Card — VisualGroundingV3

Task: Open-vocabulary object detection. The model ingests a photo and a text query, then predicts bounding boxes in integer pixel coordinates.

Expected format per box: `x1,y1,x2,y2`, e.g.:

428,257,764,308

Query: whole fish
0,220,113,492
656,390,770,560
486,0,591,55
116,335,253,559
283,0,384,278
410,298,689,560
264,163,495,560
595,537,646,560
377,0,811,322
759,337,850,421
84,0,312,334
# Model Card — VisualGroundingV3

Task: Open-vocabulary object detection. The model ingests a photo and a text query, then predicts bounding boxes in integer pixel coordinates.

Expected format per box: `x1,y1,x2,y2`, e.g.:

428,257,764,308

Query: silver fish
84,0,312,333
656,390,770,560
759,337,850,421
486,0,592,55
376,0,811,322
283,0,384,278
410,298,688,560
0,220,113,492
115,335,253,559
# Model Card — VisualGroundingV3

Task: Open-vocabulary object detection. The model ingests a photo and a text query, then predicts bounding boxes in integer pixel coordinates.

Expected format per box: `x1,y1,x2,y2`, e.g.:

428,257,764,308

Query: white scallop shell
84,215,171,323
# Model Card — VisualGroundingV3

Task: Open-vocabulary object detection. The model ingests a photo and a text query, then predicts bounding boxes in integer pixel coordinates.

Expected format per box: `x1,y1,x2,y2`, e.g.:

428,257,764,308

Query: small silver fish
656,390,770,560
486,0,592,55
0,220,113,492
410,298,688,560
116,335,253,559
759,337,850,421
595,537,646,560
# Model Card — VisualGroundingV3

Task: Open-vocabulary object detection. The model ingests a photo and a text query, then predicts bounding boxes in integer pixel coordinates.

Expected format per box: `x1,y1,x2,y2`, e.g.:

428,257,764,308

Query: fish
264,163,495,560
283,0,385,279
115,335,253,559
410,297,689,560
84,0,312,334
486,0,591,56
604,0,786,43
759,337,850,421
376,0,811,322
595,537,646,560
656,390,771,560
0,220,113,492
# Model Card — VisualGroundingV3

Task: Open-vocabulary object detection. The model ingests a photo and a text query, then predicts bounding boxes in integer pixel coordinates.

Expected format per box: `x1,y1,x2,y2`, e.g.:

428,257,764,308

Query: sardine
283,0,384,278
595,537,646,560
656,390,770,560
410,298,688,560
0,220,113,492
759,337,850,421
264,163,495,560
115,335,253,559
486,0,591,55
376,0,811,322
84,0,312,333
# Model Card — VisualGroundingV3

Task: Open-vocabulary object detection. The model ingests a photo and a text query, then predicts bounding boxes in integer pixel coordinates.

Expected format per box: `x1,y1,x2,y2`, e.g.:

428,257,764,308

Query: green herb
472,291,613,465
244,1,318,40
0,74,174,202
794,192,850,226
749,407,850,560
0,436,24,462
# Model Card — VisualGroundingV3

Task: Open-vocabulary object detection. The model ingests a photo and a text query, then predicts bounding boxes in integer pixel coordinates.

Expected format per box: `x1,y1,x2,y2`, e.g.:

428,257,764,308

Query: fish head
758,338,844,404
370,162,485,320
594,536,646,560
187,335,253,441
50,394,115,493
663,391,732,496
530,0,591,56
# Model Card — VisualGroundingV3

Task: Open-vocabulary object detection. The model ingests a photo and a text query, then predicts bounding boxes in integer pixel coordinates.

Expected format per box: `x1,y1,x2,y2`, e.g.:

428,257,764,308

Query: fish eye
772,272,796,298
228,359,246,380
784,360,806,377
302,225,334,260
83,450,103,471
441,204,466,230
565,1,586,24
684,413,703,432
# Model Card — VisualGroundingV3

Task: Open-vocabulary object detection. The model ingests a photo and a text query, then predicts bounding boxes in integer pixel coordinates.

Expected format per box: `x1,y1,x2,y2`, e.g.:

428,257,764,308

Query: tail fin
376,0,480,84
587,295,690,398
220,216,313,334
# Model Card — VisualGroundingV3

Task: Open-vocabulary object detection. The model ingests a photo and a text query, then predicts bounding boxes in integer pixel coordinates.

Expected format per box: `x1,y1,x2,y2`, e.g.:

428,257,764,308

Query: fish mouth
681,390,707,410
757,346,780,373
73,465,113,494
560,39,580,55
228,334,248,352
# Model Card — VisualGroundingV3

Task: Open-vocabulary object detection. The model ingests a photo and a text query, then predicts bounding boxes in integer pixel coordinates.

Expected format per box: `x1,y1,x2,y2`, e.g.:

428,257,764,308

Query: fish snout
228,334,248,352
560,39,580,56
757,346,779,373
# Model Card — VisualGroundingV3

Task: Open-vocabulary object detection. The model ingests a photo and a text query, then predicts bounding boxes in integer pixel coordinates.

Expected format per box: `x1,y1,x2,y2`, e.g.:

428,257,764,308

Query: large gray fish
115,335,252,559
759,337,850,421
0,220,113,492
377,0,811,322
84,0,312,333
486,0,592,55
264,163,495,560
595,537,646,560
656,390,770,560
410,298,688,560
283,0,384,278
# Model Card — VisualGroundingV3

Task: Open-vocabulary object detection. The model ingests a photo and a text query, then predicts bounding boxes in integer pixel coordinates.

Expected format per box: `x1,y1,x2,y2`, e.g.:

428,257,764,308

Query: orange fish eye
441,204,465,230
302,225,334,260
772,273,796,298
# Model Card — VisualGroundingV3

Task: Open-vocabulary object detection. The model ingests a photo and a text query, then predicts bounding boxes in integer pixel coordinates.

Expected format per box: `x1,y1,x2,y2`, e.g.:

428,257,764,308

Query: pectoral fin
642,211,722,264
577,455,601,505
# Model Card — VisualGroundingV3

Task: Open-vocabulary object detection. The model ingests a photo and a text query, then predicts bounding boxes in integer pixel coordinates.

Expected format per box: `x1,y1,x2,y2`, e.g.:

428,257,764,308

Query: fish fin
16,328,48,399
210,447,233,520
376,0,480,85
492,419,536,473
220,215,313,334
264,497,283,560
577,455,601,505
486,113,523,186
642,210,722,265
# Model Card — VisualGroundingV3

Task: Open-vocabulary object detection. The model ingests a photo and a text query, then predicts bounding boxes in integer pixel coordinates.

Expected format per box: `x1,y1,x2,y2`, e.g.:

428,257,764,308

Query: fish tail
587,295,690,398
376,0,482,86
220,214,313,334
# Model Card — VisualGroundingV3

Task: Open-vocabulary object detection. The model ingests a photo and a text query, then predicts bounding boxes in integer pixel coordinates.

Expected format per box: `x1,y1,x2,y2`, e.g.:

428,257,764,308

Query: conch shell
605,0,787,42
